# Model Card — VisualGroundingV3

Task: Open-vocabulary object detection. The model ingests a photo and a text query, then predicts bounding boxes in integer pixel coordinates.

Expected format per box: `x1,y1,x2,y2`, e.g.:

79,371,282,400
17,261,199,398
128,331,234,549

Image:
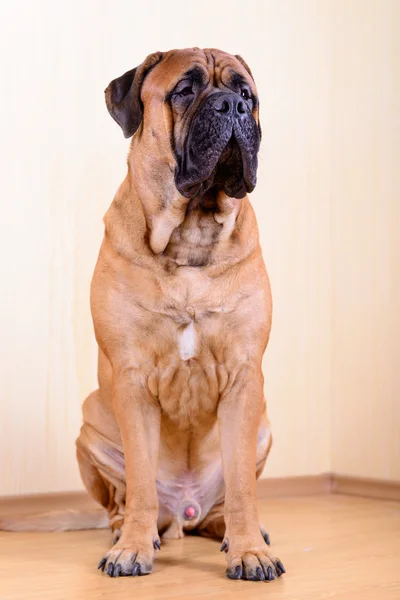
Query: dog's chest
151,274,234,428
178,320,197,361
156,320,225,428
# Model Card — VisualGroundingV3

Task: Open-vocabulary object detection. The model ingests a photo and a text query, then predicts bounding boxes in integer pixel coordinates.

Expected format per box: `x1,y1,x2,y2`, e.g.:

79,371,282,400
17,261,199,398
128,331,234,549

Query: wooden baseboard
1,474,399,514
257,474,333,498
331,474,400,502
258,473,400,501
0,491,96,517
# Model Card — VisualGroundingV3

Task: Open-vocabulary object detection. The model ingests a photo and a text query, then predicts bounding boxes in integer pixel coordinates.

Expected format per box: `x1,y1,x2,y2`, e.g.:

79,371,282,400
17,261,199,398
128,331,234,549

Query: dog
2,48,285,583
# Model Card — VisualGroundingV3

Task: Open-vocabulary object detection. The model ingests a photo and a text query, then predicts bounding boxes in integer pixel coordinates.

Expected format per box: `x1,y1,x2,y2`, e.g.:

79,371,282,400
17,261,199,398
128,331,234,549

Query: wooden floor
0,494,399,599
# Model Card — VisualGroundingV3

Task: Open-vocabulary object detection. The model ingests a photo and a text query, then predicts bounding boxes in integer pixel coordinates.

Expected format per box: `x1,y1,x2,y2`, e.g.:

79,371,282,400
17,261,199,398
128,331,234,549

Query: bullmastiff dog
6,47,286,583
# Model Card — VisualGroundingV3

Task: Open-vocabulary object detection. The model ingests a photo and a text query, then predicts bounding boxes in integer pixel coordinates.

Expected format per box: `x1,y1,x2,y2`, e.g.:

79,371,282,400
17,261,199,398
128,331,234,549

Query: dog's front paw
222,536,285,582
98,537,161,577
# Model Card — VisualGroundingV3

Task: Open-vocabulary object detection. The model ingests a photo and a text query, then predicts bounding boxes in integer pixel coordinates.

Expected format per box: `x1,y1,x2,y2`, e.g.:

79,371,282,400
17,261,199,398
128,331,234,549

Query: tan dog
3,48,285,583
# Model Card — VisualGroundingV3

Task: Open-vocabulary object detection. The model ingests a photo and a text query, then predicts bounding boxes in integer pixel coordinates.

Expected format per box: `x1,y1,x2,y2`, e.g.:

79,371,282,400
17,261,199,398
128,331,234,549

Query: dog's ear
105,52,163,138
235,54,261,140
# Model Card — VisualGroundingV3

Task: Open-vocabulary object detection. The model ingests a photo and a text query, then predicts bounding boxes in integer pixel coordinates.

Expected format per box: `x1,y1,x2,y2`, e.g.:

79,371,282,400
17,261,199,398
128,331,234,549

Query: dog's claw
262,531,270,545
112,529,121,544
106,563,114,577
153,539,161,551
97,558,107,571
276,560,286,576
226,564,243,579
114,564,121,577
132,563,141,577
256,566,265,581
220,540,229,553
267,566,274,581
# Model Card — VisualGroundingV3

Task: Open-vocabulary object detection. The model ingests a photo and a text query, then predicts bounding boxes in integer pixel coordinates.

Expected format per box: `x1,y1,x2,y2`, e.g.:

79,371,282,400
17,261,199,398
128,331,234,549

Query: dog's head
105,48,261,200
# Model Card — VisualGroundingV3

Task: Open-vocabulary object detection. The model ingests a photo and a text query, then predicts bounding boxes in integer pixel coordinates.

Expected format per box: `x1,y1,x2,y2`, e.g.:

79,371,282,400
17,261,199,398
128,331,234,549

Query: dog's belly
155,412,224,534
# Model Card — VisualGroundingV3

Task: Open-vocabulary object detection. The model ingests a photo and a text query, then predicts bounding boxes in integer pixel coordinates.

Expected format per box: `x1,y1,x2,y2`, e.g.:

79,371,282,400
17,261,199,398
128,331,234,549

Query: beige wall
0,0,398,496
330,1,400,480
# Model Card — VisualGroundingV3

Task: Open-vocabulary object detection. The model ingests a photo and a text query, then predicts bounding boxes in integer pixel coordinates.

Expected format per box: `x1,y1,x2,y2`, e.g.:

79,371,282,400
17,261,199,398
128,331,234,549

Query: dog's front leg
218,365,285,582
98,368,161,577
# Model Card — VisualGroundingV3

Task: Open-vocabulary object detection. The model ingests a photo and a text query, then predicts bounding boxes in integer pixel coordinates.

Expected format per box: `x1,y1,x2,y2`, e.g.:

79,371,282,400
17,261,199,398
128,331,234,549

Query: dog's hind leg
76,422,127,544
197,503,225,540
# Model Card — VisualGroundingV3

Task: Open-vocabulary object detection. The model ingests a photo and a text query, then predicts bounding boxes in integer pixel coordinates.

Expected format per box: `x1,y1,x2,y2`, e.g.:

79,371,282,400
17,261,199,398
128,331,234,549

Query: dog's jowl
76,47,285,582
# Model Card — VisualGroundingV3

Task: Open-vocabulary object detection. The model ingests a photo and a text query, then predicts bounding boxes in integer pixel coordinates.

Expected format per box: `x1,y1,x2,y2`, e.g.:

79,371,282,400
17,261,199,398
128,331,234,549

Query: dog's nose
211,93,248,117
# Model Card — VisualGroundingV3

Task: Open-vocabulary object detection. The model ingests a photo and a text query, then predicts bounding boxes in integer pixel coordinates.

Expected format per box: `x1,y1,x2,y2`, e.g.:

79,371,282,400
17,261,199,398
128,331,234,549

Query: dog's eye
177,86,193,97
170,81,195,102
241,88,251,101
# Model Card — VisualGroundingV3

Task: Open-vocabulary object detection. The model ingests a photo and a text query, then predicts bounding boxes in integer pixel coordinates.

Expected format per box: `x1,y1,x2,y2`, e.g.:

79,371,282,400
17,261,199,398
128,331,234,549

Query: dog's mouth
176,131,255,200
213,134,248,198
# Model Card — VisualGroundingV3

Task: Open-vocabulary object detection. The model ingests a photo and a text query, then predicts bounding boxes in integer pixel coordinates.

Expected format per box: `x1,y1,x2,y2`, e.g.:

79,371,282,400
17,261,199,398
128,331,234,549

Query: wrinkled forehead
141,48,256,101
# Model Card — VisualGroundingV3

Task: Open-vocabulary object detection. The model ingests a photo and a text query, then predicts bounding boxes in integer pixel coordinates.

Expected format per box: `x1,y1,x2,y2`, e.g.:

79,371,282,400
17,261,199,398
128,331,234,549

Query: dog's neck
159,192,242,267
104,156,259,270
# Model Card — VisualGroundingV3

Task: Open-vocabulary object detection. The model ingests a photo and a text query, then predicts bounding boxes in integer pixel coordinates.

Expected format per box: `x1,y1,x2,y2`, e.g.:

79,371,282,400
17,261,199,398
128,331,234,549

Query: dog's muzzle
175,92,260,200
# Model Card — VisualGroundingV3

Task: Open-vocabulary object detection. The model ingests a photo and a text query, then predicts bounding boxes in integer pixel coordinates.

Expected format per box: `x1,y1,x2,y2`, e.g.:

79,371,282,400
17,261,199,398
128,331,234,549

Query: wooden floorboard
0,494,399,599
